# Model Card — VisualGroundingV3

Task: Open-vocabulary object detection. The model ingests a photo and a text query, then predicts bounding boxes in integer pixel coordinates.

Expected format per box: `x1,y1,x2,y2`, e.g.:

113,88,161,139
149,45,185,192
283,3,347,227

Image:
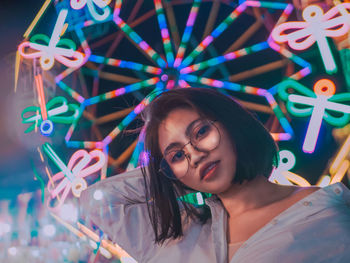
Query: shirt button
334,188,341,195
303,201,312,206
241,243,247,249
271,219,278,225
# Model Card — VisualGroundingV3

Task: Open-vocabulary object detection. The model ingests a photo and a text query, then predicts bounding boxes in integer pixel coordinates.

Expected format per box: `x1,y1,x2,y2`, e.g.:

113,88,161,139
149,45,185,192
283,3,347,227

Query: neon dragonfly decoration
278,78,350,153
42,143,105,211
18,9,85,71
269,150,311,186
70,0,111,22
271,4,350,74
22,96,79,136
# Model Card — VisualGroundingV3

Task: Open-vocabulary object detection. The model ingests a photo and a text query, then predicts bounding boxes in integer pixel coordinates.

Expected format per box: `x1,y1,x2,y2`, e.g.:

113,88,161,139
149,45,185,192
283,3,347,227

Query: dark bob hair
140,87,278,244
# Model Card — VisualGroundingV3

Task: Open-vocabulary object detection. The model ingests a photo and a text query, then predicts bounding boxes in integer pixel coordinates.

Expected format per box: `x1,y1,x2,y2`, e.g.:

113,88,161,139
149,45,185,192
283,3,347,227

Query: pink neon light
188,11,196,25
114,87,126,96
245,1,261,7
224,52,237,60
284,4,294,16
212,80,224,88
245,86,264,95
201,35,214,49
271,133,292,141
271,4,350,73
178,79,190,88
47,149,106,211
35,74,48,120
154,0,161,9
114,15,123,26
113,0,122,18
235,2,248,13
161,28,169,39
139,41,149,50
166,80,175,90
291,67,312,79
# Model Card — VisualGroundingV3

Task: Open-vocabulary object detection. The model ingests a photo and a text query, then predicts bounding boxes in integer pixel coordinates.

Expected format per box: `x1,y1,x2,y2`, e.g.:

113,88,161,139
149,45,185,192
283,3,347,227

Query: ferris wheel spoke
180,42,270,74
113,2,167,68
154,0,175,66
173,0,201,68
180,2,248,68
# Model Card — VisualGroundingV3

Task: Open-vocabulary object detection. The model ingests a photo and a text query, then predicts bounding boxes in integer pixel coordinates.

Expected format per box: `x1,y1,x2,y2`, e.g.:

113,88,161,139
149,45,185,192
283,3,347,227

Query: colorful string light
180,2,248,68
180,42,270,74
83,77,159,106
88,55,162,74
173,0,201,68
113,9,166,67
153,0,174,66
66,86,163,149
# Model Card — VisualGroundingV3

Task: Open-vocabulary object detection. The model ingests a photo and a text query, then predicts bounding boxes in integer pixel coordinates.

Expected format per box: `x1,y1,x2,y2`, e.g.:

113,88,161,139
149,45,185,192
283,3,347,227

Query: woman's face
158,107,237,194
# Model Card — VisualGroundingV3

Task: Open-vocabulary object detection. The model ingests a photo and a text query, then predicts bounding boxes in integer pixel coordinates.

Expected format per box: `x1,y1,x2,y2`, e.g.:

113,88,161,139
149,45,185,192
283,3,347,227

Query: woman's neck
217,175,296,218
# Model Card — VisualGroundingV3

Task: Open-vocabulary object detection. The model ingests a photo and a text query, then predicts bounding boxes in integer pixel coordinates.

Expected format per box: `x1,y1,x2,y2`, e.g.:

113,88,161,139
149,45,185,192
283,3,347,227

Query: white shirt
80,168,350,263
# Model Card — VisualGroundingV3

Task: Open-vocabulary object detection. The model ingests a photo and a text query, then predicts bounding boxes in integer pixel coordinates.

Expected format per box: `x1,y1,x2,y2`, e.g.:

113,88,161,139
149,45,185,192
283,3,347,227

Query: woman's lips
200,160,220,181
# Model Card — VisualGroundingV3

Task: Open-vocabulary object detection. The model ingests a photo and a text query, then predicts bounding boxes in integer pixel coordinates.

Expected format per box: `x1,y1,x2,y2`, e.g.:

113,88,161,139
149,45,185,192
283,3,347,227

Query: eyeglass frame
158,119,221,180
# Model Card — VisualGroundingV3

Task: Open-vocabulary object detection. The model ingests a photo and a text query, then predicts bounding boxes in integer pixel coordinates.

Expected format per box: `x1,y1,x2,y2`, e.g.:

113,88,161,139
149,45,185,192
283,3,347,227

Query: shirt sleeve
79,167,155,261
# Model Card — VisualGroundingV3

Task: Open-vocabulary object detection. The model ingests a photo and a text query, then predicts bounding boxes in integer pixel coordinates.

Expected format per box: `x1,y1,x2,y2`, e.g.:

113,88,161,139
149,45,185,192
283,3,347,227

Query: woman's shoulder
288,185,321,200
282,182,350,220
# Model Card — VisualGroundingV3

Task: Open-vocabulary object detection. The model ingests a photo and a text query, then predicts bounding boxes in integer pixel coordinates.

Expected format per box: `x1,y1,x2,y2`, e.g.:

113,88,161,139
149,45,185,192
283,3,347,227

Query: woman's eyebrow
163,118,201,155
164,142,183,155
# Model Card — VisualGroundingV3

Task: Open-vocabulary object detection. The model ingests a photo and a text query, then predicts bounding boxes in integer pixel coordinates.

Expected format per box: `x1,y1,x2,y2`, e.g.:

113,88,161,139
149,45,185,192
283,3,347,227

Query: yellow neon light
281,171,311,187
77,222,134,260
51,213,113,259
330,135,350,175
77,222,99,242
23,0,52,39
50,212,86,240
37,146,44,162
330,160,350,184
14,50,21,92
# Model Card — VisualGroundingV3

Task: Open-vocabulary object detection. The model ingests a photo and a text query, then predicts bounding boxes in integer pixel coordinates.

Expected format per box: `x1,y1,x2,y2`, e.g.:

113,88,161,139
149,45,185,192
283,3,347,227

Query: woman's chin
200,181,233,195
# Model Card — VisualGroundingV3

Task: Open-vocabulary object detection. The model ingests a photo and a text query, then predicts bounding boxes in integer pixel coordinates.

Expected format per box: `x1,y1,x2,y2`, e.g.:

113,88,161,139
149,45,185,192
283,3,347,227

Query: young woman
80,88,350,263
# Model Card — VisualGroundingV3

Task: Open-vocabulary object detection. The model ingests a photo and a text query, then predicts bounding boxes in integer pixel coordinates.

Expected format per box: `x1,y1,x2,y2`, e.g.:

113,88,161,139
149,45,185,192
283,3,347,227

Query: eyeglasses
159,119,221,179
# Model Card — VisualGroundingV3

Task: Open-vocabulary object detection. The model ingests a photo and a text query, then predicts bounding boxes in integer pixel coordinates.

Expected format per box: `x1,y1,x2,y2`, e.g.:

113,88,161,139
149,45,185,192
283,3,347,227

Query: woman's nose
185,144,208,167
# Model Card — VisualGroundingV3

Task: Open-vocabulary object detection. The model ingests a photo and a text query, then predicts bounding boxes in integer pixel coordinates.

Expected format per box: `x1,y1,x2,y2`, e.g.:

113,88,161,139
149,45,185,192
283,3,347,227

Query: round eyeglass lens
160,120,220,179
190,120,220,152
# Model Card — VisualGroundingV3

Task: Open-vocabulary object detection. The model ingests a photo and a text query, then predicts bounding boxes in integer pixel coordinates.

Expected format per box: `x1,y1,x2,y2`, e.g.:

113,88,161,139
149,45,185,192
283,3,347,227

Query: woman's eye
195,125,210,139
170,150,185,163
